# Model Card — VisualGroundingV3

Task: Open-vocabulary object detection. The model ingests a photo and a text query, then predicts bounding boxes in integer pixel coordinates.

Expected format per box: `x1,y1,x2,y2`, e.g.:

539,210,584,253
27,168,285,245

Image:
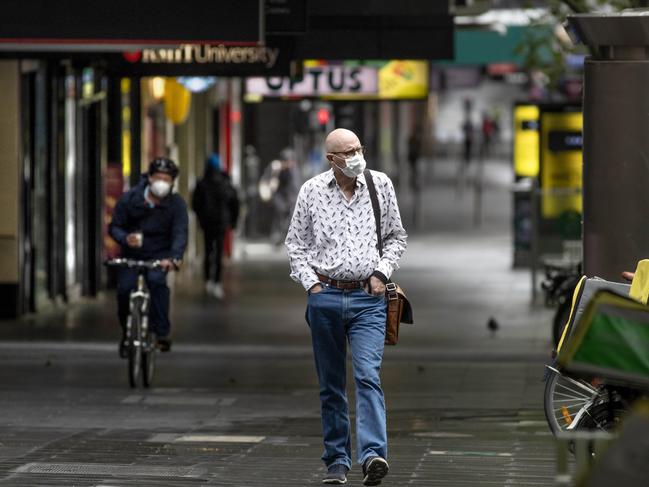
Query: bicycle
106,258,166,388
543,276,632,435
540,260,581,348
544,278,649,435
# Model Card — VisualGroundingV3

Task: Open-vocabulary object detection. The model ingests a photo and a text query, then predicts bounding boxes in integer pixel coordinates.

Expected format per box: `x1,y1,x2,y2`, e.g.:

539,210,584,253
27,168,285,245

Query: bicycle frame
127,272,150,348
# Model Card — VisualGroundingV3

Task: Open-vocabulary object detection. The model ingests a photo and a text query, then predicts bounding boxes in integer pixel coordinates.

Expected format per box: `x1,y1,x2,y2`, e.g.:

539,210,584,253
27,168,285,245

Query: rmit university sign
110,41,293,77
138,44,280,69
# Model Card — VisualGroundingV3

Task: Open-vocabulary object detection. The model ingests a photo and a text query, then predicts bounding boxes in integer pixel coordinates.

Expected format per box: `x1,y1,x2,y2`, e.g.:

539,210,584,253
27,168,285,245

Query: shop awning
450,25,553,66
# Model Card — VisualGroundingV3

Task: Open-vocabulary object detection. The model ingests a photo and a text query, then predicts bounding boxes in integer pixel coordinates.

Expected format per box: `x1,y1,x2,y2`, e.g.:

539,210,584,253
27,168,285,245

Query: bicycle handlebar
104,258,169,270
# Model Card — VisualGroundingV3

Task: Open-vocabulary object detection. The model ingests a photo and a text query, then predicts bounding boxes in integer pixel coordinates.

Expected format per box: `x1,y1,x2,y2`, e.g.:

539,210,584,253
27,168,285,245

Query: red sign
104,163,124,259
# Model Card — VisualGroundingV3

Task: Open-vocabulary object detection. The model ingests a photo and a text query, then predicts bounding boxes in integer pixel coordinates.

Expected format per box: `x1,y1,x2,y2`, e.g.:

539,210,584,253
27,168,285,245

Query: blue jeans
117,268,170,337
306,286,387,469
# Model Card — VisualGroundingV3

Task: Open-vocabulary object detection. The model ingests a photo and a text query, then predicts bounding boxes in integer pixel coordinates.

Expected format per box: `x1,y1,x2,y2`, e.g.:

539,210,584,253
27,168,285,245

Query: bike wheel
574,401,627,432
128,303,143,388
544,367,600,435
142,332,156,388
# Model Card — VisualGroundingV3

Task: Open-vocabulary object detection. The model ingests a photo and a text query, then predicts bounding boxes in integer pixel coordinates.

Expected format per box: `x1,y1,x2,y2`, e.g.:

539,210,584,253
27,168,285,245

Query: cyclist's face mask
149,176,173,198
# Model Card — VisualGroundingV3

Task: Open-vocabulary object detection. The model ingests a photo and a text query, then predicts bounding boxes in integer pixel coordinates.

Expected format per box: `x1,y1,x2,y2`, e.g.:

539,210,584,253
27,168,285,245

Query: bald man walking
285,128,407,485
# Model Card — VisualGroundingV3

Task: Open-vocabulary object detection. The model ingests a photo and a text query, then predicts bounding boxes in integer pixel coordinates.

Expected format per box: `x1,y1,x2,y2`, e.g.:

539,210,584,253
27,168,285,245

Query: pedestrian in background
285,128,407,485
480,111,495,160
271,147,300,245
191,154,239,299
461,98,474,167
243,145,261,238
407,126,423,228
407,126,422,191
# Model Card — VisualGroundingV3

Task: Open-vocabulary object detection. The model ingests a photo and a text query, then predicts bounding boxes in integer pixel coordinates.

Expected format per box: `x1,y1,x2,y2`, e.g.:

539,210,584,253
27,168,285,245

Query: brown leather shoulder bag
364,169,414,345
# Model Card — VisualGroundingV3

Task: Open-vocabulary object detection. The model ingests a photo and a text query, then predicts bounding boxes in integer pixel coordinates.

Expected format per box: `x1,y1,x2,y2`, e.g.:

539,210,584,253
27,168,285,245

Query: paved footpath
0,159,562,486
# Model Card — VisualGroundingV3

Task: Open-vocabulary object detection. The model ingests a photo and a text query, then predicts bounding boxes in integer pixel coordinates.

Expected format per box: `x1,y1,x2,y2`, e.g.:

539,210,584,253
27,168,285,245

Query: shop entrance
19,63,106,313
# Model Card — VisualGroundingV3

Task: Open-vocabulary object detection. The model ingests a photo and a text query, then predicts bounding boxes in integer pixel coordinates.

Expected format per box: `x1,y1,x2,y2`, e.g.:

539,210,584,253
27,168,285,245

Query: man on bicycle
109,157,188,355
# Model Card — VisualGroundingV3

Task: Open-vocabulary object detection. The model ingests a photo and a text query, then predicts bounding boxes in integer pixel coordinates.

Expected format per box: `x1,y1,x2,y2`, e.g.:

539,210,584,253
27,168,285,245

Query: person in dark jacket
191,154,240,299
109,157,188,354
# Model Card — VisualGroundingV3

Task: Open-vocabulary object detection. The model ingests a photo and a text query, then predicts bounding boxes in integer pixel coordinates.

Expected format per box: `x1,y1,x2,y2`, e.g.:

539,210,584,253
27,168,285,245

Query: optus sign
245,61,429,100
246,66,377,98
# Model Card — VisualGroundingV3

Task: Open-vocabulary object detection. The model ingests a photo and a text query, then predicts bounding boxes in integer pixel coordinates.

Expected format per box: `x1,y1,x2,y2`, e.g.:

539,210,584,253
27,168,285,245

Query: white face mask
150,180,172,198
334,153,366,178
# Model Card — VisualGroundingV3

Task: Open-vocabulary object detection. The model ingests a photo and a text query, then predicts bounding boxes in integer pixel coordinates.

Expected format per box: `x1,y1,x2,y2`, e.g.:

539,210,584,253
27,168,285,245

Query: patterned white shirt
285,168,407,291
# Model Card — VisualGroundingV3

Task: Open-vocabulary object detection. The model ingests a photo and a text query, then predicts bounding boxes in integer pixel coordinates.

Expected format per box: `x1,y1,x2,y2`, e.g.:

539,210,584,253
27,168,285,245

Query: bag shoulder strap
364,169,382,257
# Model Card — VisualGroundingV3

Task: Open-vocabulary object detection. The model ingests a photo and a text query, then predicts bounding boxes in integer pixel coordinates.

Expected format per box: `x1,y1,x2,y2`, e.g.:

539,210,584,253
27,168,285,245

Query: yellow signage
513,105,540,178
164,78,191,125
322,60,428,100
121,78,131,182
378,60,428,99
540,111,583,218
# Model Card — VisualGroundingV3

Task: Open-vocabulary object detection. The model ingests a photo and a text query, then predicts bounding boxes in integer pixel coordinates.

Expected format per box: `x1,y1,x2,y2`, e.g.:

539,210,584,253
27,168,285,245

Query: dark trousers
117,268,170,337
463,139,473,165
203,227,226,283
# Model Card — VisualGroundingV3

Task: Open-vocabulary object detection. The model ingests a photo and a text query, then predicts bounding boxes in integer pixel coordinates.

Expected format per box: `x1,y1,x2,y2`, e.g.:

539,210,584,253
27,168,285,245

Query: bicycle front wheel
128,301,143,388
142,332,156,388
544,367,599,435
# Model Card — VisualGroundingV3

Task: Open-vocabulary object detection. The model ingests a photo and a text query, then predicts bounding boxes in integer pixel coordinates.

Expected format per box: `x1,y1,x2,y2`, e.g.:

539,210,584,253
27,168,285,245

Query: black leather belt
316,272,368,290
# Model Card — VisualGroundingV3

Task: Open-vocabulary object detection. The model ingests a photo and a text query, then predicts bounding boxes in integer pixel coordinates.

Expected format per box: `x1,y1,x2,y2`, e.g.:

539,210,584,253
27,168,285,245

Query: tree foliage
556,0,647,14
515,0,649,97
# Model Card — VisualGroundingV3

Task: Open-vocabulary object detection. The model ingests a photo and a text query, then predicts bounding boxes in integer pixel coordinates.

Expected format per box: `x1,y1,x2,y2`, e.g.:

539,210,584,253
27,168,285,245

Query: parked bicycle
544,275,647,437
540,260,581,348
105,258,170,388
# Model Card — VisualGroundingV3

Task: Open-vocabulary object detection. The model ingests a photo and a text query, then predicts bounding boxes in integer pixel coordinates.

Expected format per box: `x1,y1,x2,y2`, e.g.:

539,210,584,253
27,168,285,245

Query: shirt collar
141,187,154,208
326,168,367,189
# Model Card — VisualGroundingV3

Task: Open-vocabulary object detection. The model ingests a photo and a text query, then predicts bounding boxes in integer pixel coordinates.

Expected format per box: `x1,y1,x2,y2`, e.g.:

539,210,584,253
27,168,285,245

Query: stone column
569,12,649,280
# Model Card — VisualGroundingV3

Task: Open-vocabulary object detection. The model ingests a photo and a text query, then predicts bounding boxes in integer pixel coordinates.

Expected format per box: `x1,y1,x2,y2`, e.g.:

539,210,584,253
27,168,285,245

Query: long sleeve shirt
285,169,407,291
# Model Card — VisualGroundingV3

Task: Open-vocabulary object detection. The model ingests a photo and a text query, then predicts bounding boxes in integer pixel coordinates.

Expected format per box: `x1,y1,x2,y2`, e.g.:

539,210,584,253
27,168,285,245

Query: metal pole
531,178,539,305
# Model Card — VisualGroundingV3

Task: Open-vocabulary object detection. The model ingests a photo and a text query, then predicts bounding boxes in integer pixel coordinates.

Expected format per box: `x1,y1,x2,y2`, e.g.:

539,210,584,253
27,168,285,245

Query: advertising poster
513,104,540,178
104,163,124,260
540,111,583,219
245,60,429,101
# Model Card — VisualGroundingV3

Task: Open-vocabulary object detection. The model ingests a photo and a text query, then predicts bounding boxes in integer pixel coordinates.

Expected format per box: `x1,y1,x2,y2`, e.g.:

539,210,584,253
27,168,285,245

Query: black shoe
362,457,389,486
118,338,128,358
322,464,348,484
156,337,172,352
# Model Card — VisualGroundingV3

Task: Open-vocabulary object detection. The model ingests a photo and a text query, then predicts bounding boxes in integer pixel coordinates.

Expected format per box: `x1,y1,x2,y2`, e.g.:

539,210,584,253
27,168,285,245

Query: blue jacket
109,175,188,261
